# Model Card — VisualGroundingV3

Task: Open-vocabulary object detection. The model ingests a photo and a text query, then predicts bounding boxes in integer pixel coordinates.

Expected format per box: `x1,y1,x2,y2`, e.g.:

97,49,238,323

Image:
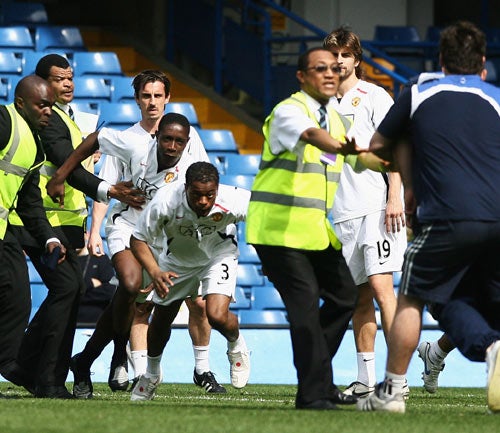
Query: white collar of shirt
55,102,72,118
300,90,332,124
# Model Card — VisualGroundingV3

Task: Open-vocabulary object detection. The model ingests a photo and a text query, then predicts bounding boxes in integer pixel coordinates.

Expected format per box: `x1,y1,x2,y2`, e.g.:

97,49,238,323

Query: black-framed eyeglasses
306,65,342,74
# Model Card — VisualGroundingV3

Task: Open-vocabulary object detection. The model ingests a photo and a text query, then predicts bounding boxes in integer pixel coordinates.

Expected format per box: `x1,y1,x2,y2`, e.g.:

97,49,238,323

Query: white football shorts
104,218,134,257
143,255,238,306
334,211,407,286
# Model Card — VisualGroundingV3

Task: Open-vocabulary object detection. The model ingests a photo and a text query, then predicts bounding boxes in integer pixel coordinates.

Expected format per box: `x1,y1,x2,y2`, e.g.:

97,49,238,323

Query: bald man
0,76,67,396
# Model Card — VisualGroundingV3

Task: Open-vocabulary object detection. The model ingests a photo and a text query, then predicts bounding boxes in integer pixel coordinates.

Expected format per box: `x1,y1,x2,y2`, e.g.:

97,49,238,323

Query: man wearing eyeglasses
323,27,407,399
246,47,385,410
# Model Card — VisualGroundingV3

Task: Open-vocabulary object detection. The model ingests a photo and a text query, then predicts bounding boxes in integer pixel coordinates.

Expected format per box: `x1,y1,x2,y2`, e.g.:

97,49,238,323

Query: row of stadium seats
0,25,86,52
0,50,123,78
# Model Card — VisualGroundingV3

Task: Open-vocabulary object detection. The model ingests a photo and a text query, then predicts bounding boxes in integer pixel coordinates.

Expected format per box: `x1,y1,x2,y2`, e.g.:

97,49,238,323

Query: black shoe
128,376,140,392
296,399,339,410
35,385,74,399
108,358,129,392
193,370,227,393
330,387,358,405
70,353,93,399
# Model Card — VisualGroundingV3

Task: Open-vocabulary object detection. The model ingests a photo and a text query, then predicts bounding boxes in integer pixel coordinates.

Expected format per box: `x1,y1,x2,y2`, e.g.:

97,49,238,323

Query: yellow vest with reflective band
246,92,351,250
0,104,45,239
9,105,93,229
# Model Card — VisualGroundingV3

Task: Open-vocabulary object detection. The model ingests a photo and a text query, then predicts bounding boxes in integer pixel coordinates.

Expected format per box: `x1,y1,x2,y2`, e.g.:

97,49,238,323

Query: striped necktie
68,105,74,121
318,105,328,130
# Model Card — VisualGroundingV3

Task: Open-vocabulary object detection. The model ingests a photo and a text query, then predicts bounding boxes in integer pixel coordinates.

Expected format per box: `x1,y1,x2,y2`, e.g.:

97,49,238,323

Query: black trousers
0,233,31,377
17,245,84,387
254,244,358,405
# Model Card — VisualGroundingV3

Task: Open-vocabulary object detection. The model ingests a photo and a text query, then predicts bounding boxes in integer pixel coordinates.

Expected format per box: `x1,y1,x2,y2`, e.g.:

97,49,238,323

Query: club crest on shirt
352,97,361,107
164,172,175,183
212,212,223,222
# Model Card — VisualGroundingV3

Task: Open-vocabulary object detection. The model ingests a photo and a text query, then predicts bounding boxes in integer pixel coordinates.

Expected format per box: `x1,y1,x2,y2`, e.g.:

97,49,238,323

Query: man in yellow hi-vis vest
246,47,382,410
0,76,66,390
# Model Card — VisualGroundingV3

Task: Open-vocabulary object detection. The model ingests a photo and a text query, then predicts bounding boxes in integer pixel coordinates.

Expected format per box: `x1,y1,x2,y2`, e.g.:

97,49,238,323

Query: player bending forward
130,161,251,400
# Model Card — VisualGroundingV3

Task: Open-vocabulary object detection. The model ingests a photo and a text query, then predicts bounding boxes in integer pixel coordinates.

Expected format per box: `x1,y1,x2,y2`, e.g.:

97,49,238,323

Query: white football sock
357,352,376,387
131,350,147,377
193,345,210,374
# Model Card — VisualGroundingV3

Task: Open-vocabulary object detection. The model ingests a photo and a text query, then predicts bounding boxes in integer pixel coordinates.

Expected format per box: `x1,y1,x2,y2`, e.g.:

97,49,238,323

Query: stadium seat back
35,26,86,52
164,102,199,127
72,52,123,76
0,51,23,75
220,174,254,191
0,26,35,51
238,309,288,327
110,76,135,102
224,153,261,175
251,285,285,310
73,76,113,102
198,129,238,152
3,2,49,27
98,102,141,130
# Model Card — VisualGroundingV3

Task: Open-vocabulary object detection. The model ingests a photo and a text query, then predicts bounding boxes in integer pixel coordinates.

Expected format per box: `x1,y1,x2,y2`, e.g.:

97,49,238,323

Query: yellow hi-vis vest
0,104,45,239
246,92,351,250
9,105,93,230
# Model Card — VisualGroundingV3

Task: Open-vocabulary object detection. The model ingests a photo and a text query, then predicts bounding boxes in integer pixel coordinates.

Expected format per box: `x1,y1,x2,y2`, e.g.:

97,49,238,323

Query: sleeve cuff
97,181,111,203
45,237,61,247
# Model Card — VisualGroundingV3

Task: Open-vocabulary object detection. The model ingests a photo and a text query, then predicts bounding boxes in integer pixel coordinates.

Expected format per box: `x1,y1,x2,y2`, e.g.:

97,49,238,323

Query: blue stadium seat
373,25,424,73
0,26,35,51
238,240,259,263
2,2,49,27
207,151,235,175
73,76,113,102
198,129,238,153
224,154,261,175
238,309,288,327
98,102,141,130
22,50,69,75
374,25,421,42
34,26,86,52
72,52,123,77
110,75,135,102
70,101,100,116
0,77,9,102
1,75,21,103
229,286,251,310
236,263,264,287
164,102,200,127
220,174,254,190
26,259,43,283
251,285,285,310
393,271,402,288
0,51,23,75
30,282,49,320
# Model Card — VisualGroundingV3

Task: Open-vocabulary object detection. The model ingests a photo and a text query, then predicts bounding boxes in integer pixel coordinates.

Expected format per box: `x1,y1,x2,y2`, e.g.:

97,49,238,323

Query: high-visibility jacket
9,106,93,229
246,92,351,250
0,104,45,239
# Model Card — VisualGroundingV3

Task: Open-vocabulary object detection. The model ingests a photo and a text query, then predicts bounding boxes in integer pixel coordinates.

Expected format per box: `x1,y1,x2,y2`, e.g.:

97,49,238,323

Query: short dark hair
35,54,71,79
440,21,486,75
158,112,190,132
185,162,219,187
297,47,331,71
132,70,171,98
